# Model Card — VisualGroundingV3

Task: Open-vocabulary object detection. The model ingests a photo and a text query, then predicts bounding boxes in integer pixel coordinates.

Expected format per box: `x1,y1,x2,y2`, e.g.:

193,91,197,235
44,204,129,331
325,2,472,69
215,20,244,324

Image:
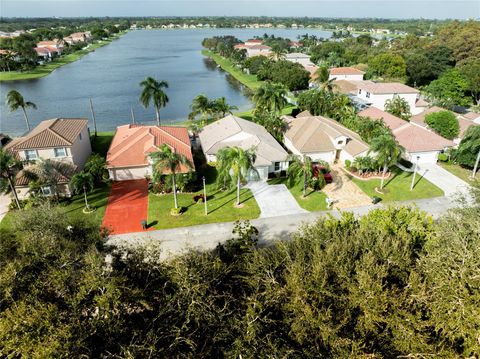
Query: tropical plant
384,96,411,120
212,97,238,118
216,146,257,205
0,148,23,209
23,159,76,200
252,82,287,114
150,144,193,209
286,154,316,197
70,171,94,210
313,66,336,92
84,153,108,185
253,111,287,142
189,94,214,124
369,134,404,189
139,77,169,126
6,89,37,131
424,68,470,108
270,43,287,60
454,125,480,169
352,155,377,174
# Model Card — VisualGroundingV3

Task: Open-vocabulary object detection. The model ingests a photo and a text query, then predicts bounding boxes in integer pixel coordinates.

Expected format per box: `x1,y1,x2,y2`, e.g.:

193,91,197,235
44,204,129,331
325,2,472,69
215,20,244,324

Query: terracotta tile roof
457,117,478,138
15,162,78,186
410,106,446,128
0,49,16,55
285,114,369,156
358,82,419,94
462,112,480,121
415,98,429,107
106,125,194,173
5,118,88,151
359,107,408,131
246,39,263,43
330,67,365,75
248,44,271,50
393,125,454,152
198,115,288,167
333,80,374,95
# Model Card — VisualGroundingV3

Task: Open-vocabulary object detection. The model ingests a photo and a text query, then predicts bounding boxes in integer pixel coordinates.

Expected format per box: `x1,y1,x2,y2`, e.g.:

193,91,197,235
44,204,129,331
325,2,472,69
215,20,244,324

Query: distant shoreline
0,31,128,82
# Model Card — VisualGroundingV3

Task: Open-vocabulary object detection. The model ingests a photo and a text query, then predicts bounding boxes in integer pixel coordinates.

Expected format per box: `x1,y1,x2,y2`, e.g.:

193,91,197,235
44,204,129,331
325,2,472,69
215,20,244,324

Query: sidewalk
107,195,459,260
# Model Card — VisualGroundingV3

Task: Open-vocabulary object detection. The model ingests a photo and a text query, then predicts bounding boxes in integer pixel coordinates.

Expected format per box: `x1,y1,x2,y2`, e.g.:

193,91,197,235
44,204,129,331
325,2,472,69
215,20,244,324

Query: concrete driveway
247,181,307,218
417,163,471,199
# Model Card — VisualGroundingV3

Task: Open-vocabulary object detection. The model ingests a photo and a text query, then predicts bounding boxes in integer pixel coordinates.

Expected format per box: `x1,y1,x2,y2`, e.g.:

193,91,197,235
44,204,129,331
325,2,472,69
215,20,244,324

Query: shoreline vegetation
0,31,127,82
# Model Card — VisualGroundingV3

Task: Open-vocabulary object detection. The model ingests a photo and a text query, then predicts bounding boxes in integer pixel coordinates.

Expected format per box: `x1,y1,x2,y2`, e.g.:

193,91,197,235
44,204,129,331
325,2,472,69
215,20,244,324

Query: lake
0,28,333,136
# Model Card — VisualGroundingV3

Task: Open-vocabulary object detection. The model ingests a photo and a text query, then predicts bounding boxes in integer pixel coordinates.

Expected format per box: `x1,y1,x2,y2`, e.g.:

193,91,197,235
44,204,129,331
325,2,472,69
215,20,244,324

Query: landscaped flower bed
343,167,392,181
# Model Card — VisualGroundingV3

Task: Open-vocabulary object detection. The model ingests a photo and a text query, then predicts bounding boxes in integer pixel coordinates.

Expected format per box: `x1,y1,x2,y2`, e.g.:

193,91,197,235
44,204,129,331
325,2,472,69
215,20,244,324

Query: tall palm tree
139,77,169,126
216,146,257,206
71,171,94,210
286,154,315,197
213,97,238,118
369,134,404,189
0,148,23,209
253,82,287,114
6,89,37,132
22,159,76,200
270,44,287,61
313,66,336,92
150,144,193,209
189,94,213,125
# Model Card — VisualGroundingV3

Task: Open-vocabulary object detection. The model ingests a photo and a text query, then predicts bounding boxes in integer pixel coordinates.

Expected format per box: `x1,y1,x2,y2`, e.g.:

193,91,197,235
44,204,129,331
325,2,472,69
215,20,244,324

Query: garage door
408,151,439,164
110,166,151,181
247,166,268,182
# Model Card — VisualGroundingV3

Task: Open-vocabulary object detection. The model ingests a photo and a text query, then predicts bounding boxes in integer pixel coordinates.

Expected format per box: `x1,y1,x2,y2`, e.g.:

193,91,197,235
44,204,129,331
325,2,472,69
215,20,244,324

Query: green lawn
235,105,297,121
0,32,126,82
202,50,264,90
91,131,114,156
268,177,329,212
351,166,444,202
439,162,479,184
147,165,260,230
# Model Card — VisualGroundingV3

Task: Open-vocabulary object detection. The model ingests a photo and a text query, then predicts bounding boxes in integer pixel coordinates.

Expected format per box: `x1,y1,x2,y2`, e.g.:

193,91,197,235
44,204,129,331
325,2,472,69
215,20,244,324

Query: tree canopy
425,110,460,139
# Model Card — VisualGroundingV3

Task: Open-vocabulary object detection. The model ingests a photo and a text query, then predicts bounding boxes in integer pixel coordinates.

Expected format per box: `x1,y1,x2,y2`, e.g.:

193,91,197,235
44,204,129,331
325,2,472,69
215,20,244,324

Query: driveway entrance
102,179,149,235
417,163,471,198
247,181,307,218
323,165,372,208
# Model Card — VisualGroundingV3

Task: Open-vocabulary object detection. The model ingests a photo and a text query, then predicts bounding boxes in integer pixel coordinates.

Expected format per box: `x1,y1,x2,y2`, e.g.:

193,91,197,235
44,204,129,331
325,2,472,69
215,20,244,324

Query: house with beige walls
5,118,92,198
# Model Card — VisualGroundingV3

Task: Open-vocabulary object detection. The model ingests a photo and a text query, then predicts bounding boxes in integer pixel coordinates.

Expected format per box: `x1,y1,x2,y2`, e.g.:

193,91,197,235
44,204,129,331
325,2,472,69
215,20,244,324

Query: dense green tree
252,82,287,114
454,125,480,168
310,41,345,64
139,77,169,126
367,52,407,80
384,96,411,120
424,68,470,108
258,60,310,91
6,89,37,131
0,147,23,209
253,111,287,142
84,153,108,185
459,59,480,105
434,19,480,64
425,110,459,139
243,55,269,75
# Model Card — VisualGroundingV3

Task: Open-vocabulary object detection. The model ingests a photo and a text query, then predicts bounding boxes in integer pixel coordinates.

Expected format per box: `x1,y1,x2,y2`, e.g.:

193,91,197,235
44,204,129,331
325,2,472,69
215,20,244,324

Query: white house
198,115,289,181
284,111,369,164
356,82,421,114
328,67,365,81
106,124,194,181
5,118,92,198
285,52,313,67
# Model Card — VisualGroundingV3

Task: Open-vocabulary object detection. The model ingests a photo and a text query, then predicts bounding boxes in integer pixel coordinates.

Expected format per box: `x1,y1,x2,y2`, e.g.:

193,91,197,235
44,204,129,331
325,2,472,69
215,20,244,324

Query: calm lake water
0,28,333,136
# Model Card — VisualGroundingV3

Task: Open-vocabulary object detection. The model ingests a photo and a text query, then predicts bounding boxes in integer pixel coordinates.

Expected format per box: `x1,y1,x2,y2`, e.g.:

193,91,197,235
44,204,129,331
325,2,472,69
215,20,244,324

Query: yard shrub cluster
1,192,479,357
425,110,460,139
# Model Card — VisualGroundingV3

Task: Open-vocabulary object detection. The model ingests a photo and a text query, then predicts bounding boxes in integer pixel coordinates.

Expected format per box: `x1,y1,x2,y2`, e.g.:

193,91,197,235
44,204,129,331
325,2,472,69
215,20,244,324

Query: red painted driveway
102,179,149,235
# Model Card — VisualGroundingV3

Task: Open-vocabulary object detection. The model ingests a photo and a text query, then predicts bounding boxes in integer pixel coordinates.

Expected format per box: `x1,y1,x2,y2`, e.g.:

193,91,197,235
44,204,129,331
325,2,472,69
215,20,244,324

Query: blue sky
2,0,479,19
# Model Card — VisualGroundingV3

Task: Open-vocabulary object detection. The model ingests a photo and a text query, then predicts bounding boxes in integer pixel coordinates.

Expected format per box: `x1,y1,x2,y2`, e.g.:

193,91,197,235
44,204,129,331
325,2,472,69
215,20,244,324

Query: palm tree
216,146,257,205
313,66,336,92
139,77,169,126
253,82,287,114
189,94,214,125
71,171,94,210
150,144,193,209
6,89,37,132
23,158,76,200
213,97,238,118
270,44,287,60
286,154,315,197
369,134,404,190
0,148,23,209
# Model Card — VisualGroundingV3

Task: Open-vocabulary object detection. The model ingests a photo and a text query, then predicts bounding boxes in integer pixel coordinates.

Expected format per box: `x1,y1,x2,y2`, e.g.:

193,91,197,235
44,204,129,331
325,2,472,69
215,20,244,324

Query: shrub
425,111,460,139
344,159,351,169
437,153,449,162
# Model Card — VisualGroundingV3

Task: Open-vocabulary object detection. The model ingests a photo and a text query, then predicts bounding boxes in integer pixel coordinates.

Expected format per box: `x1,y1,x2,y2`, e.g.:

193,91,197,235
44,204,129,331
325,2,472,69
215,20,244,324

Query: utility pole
203,176,208,215
89,98,97,137
131,107,136,124
472,150,480,180
410,156,420,191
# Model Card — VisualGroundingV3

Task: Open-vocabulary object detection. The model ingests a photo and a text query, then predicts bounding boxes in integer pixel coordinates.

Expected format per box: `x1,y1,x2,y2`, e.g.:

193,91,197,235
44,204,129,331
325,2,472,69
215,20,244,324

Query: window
24,149,37,160
366,92,371,98
41,186,52,196
274,162,281,171
358,89,362,94
79,133,82,140
338,140,343,145
54,147,67,157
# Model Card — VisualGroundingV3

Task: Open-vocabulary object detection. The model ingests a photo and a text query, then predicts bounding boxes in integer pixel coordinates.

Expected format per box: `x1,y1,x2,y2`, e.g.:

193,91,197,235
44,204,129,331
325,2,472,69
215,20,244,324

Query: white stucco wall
357,90,418,112
69,126,92,169
339,149,369,164
405,151,439,164
109,166,152,181
16,183,72,200
286,57,313,67
329,74,364,81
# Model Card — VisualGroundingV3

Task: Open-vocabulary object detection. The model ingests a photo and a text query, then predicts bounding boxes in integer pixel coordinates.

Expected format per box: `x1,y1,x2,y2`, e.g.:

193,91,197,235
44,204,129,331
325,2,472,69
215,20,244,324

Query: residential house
244,39,263,46
328,67,365,81
284,111,369,164
37,39,65,55
410,106,478,144
198,115,289,181
234,40,272,58
285,52,313,67
106,124,194,181
359,107,454,164
5,118,92,198
355,82,422,114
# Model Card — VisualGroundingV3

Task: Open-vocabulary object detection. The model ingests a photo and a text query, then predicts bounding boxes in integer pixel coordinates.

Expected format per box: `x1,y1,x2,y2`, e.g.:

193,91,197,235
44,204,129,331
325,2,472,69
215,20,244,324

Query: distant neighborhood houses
33,31,92,63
